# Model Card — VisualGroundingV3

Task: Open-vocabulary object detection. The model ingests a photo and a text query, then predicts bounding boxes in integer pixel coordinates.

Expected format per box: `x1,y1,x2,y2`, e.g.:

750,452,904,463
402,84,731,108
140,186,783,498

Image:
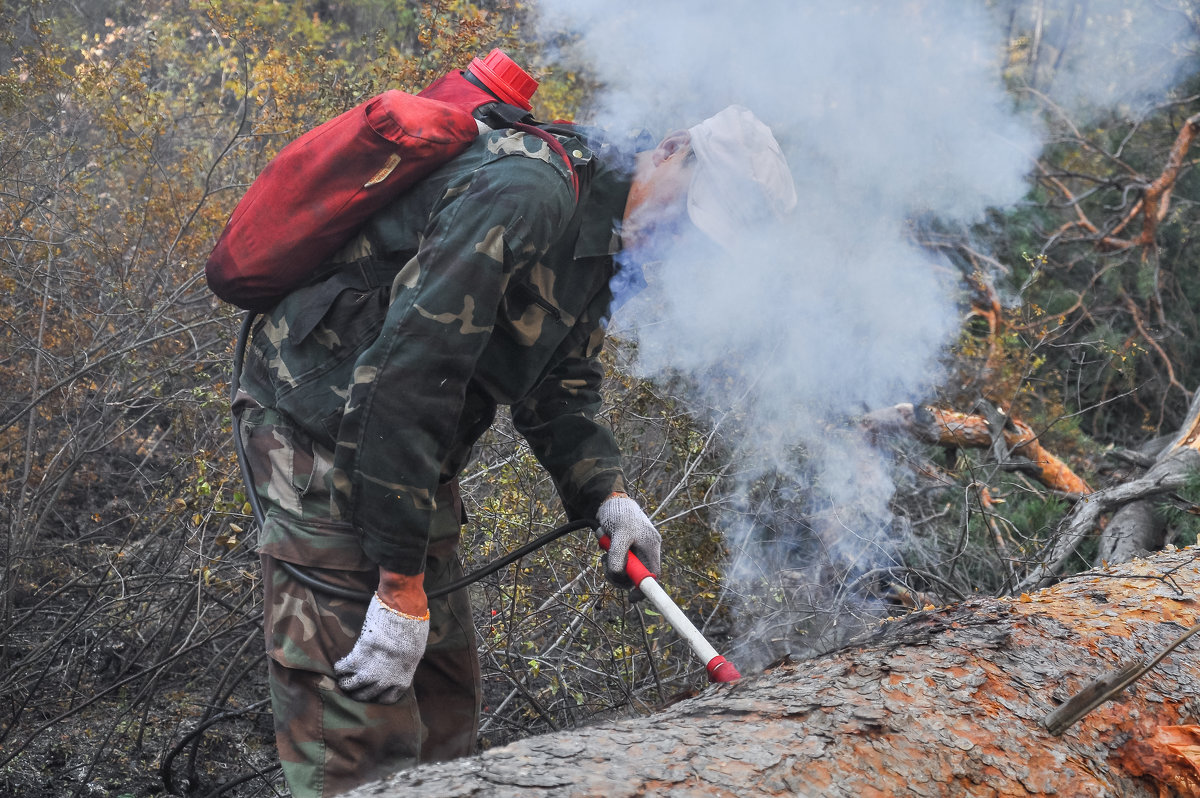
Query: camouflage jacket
241,125,632,574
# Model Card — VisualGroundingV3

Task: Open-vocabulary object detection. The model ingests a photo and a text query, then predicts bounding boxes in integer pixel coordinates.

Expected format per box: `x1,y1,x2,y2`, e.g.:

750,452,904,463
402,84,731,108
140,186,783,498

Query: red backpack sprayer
221,51,740,685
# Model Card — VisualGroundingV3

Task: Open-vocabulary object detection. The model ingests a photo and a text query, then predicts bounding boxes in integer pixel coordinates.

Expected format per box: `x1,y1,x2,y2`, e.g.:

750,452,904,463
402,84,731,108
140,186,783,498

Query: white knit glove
597,495,662,597
334,593,429,704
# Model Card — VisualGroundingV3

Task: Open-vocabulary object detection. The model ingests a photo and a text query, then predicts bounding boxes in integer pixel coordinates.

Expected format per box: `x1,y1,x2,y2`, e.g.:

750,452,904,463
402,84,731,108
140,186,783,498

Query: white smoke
997,0,1199,115
528,0,1198,662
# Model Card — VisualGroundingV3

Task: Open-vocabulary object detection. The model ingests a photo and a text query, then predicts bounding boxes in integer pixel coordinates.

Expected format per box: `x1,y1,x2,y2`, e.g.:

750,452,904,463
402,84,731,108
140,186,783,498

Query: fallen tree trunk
1024,388,1200,589
1097,391,1200,565
347,548,1200,798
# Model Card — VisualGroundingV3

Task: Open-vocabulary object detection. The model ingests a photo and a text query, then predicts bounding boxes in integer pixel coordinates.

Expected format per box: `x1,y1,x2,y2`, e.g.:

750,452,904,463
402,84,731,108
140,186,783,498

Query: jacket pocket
238,402,317,514
259,513,374,572
259,271,390,446
260,521,376,675
499,277,570,347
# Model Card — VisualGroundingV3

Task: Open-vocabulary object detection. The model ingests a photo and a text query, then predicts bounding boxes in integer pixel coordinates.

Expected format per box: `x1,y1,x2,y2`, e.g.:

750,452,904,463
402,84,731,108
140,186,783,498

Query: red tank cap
469,49,537,111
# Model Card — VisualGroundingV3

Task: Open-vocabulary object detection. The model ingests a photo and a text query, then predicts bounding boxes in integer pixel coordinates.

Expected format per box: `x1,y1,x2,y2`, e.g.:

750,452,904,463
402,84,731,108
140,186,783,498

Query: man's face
622,135,697,254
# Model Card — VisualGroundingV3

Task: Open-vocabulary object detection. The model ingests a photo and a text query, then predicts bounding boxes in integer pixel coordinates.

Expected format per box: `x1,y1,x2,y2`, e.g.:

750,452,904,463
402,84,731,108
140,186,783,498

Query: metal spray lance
598,534,742,683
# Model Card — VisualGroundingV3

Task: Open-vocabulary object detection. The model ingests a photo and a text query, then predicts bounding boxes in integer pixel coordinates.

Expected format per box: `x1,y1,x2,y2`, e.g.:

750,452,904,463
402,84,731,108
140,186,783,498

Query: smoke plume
998,0,1198,115
530,0,1198,665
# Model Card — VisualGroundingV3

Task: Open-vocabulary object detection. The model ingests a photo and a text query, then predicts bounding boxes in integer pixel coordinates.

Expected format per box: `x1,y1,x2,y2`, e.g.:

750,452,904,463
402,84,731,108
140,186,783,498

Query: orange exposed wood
964,270,1006,378
1135,112,1200,249
924,407,1093,495
1042,112,1200,255
921,407,993,447
1113,725,1200,796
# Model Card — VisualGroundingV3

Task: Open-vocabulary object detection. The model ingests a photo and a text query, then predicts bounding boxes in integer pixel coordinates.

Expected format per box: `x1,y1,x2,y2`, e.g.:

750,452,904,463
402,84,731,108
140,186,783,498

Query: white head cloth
686,105,797,249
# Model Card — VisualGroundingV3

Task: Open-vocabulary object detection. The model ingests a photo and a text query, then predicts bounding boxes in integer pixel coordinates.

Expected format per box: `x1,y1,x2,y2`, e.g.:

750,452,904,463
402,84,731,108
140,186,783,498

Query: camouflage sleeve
335,155,575,575
511,326,627,523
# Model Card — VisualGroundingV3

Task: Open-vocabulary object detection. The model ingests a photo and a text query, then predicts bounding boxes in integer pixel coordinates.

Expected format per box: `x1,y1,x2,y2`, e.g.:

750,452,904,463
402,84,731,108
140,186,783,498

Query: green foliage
1004,489,1069,545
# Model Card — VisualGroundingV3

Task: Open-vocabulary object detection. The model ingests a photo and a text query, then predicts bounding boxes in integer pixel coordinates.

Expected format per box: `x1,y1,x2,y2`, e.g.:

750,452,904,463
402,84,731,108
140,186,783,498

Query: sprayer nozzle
706,655,742,683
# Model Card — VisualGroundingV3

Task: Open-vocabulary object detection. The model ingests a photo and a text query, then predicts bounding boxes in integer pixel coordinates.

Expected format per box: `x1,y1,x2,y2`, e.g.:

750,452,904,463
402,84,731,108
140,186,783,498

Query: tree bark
1098,499,1167,566
346,548,1200,798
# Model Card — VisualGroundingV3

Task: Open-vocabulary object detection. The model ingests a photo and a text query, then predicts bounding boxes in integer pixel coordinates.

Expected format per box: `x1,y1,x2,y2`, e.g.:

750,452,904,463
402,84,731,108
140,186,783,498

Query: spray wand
598,534,741,683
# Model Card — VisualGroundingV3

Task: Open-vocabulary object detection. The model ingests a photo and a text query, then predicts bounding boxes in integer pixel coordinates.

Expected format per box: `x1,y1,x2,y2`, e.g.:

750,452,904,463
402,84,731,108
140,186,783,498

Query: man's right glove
597,493,662,600
333,592,429,704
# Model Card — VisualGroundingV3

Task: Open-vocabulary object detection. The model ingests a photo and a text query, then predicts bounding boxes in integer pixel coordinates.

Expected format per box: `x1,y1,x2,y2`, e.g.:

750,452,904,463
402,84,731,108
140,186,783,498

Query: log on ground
347,548,1200,798
1027,386,1200,588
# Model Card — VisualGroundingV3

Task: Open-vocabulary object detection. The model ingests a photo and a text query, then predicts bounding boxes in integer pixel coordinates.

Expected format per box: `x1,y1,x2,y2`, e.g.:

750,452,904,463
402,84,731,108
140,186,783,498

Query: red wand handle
598,534,741,683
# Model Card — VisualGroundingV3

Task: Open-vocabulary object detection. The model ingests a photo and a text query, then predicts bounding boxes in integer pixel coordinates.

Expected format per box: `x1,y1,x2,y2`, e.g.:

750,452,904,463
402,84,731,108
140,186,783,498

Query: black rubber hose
230,311,598,602
426,518,597,599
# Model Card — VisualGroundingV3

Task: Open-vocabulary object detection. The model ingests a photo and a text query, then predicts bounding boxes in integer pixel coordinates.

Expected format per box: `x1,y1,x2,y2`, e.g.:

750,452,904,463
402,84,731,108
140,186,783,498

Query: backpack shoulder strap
510,122,581,203
475,103,583,204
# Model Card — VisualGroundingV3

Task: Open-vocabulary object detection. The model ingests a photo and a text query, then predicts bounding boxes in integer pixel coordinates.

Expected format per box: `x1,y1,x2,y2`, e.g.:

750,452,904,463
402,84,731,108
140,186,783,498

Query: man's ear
651,130,691,166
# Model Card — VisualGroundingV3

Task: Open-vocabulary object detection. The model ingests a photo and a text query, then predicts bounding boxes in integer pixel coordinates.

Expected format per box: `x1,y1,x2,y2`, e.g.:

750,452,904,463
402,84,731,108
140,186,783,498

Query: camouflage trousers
236,393,481,798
